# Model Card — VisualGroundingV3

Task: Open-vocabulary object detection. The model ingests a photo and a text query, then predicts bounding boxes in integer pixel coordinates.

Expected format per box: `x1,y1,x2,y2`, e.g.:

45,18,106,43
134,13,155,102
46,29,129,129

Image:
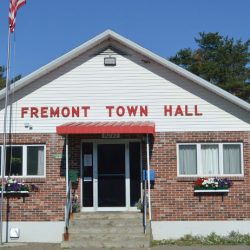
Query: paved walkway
0,243,250,250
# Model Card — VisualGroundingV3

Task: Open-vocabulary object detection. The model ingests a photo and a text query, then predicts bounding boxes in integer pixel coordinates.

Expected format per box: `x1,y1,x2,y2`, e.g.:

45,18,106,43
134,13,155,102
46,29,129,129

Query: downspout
146,134,152,221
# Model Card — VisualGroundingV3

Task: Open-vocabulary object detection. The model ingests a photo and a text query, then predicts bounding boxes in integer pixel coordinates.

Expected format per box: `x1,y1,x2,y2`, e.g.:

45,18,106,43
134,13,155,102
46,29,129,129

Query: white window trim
177,142,244,177
0,144,46,178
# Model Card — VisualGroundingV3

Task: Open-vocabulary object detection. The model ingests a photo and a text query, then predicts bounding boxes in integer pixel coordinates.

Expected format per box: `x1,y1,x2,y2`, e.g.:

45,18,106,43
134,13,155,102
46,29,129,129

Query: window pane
179,145,197,175
6,146,23,176
223,144,241,174
82,143,93,207
129,142,141,207
27,146,45,176
201,145,219,175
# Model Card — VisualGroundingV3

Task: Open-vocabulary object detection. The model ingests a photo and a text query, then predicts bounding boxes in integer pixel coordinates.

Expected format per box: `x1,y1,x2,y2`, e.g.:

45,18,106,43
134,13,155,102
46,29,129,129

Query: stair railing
65,180,72,232
143,179,147,234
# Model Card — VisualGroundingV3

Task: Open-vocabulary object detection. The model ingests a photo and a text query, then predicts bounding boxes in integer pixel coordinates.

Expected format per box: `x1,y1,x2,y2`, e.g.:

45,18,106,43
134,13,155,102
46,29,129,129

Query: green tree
0,65,21,90
0,66,6,90
169,32,250,103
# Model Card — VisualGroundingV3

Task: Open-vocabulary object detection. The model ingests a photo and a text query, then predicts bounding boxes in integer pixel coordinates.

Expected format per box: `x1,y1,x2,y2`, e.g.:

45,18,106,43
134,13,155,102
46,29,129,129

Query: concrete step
69,224,143,234
68,233,148,241
61,237,150,248
73,211,142,220
70,218,143,227
62,212,150,249
62,248,148,250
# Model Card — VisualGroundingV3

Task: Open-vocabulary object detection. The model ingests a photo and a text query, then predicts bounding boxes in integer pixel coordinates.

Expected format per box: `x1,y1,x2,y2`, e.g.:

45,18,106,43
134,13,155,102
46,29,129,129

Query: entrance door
97,144,125,207
81,140,141,211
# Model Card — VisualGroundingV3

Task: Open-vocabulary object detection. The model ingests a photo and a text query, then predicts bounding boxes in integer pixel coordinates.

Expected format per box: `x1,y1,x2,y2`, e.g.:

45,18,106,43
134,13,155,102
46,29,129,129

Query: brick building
0,30,249,242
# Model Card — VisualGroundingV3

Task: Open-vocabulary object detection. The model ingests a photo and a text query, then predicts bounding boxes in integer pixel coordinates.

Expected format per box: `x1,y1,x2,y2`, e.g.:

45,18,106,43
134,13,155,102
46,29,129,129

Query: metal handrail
65,180,72,232
143,179,147,234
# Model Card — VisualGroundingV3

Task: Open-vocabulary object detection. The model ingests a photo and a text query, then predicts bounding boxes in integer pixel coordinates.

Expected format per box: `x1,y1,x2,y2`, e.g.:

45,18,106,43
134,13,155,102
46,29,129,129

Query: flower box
194,177,232,191
194,189,229,193
0,177,39,193
194,177,232,201
3,191,29,194
2,190,30,203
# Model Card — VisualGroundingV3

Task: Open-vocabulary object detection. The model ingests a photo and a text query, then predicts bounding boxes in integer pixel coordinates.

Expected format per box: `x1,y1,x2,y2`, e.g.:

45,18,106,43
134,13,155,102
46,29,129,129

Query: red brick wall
150,131,250,221
1,131,249,222
0,133,66,222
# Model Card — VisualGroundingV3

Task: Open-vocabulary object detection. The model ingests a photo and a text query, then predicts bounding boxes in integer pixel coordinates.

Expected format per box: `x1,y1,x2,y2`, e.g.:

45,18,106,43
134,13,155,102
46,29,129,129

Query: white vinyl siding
0,145,46,177
0,47,249,133
177,143,244,177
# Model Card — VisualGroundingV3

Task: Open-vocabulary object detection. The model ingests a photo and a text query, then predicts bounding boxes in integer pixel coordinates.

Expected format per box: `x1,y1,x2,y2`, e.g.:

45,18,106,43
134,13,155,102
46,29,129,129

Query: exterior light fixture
104,57,116,66
24,123,33,130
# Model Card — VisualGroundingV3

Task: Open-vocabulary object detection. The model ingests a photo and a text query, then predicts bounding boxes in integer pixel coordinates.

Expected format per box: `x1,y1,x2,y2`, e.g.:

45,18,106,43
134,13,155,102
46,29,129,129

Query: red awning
56,121,155,135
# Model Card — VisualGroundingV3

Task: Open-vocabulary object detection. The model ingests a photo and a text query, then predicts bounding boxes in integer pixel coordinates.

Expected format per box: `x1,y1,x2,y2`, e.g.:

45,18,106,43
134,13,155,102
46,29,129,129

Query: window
179,145,197,175
223,144,241,174
201,145,219,175
0,145,46,177
27,146,45,176
6,146,23,176
178,143,243,176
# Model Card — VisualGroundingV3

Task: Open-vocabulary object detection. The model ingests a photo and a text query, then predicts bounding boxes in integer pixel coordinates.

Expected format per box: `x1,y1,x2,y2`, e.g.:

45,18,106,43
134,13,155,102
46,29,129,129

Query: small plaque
102,134,120,139
53,153,64,159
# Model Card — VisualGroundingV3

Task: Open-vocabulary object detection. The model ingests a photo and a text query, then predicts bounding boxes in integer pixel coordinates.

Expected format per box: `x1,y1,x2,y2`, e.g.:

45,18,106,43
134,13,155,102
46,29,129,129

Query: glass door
81,140,142,211
97,144,126,207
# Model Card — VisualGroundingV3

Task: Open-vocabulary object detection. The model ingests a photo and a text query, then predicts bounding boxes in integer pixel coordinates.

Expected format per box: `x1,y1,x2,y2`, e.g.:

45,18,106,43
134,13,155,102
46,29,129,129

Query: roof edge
0,30,113,100
106,31,250,112
0,29,249,112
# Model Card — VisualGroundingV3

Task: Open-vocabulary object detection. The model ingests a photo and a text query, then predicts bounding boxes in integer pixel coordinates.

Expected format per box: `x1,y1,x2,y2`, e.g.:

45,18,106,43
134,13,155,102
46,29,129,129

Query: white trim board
151,221,250,240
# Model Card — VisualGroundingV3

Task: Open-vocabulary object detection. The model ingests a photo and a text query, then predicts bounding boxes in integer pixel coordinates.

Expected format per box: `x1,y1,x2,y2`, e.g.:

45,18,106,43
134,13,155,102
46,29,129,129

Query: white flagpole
0,28,11,245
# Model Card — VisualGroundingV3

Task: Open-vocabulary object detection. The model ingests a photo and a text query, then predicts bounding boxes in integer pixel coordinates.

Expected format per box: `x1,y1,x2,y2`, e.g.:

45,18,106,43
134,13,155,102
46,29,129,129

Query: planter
3,191,29,194
194,189,229,202
72,203,80,213
3,190,30,203
194,189,229,193
194,177,232,201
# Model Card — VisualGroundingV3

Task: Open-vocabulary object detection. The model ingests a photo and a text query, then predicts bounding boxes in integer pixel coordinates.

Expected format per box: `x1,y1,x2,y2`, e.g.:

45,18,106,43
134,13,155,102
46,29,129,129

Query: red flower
194,178,207,187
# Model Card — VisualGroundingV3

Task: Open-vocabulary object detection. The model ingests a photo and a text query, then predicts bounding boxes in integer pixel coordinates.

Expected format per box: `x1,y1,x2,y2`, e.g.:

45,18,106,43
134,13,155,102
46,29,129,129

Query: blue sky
0,0,250,78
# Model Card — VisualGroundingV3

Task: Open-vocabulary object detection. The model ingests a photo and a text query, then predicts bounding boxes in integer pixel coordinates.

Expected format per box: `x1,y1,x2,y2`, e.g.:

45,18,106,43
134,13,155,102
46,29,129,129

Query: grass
152,231,250,246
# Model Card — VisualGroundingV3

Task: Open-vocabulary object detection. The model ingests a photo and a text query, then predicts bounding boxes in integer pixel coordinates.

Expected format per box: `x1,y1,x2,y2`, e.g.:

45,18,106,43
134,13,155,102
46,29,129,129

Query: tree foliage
0,65,21,90
169,32,250,103
0,66,6,90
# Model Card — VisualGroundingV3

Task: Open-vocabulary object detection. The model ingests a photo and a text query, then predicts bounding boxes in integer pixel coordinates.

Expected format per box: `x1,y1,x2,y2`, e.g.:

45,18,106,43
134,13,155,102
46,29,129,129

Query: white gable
0,40,249,133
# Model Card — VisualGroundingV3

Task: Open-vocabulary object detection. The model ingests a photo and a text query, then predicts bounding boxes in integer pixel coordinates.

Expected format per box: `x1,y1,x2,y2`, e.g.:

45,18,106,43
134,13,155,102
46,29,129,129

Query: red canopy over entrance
56,121,155,135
